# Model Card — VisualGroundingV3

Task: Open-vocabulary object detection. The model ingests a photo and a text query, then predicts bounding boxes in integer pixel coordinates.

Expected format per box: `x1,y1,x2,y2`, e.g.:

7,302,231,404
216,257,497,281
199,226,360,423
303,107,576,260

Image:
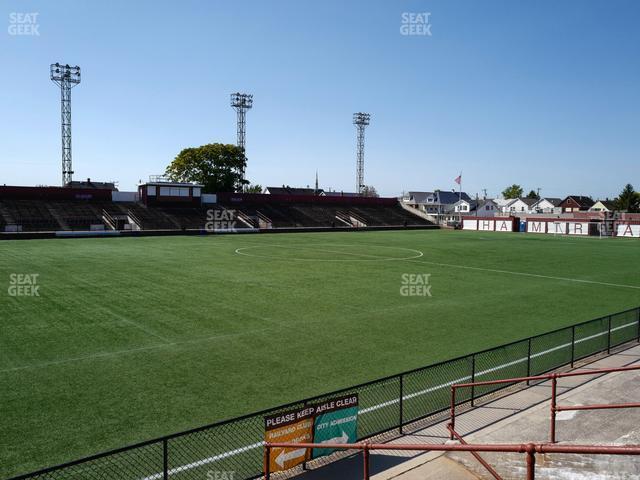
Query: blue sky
1,0,639,198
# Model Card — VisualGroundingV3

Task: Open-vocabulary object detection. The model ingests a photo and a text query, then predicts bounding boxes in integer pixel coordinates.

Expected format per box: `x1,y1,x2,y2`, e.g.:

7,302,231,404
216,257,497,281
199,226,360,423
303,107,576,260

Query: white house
453,199,472,213
474,199,499,217
531,198,562,214
402,191,472,222
589,200,616,213
503,198,537,214
494,198,513,213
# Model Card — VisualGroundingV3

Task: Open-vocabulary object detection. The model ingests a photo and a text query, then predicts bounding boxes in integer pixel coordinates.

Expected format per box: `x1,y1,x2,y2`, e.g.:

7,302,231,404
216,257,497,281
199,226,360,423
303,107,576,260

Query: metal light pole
50,63,81,186
353,112,370,195
230,92,253,188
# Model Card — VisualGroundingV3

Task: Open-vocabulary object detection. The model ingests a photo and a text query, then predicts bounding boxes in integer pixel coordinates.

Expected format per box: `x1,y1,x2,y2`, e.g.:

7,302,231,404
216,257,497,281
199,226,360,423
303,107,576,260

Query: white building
531,198,562,214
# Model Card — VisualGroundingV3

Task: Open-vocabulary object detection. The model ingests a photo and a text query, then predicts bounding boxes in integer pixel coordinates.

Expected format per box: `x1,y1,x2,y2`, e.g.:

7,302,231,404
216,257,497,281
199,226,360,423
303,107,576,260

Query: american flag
454,174,461,185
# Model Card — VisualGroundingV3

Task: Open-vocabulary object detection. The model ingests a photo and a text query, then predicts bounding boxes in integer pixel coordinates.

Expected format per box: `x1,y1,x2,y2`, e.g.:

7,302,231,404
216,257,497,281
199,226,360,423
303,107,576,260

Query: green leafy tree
165,143,248,193
361,185,379,197
614,184,640,212
502,184,523,199
526,190,540,200
245,184,263,194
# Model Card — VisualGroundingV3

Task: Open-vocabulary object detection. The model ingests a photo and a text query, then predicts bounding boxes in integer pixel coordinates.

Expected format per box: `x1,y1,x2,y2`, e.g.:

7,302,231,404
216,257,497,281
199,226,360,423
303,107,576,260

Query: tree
245,184,263,194
361,185,379,197
526,190,540,200
165,143,248,193
614,184,640,212
502,184,523,199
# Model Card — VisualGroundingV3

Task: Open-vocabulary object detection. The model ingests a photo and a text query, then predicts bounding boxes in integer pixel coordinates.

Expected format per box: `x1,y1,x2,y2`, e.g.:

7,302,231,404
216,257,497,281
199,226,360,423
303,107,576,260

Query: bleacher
153,206,253,230
349,205,426,226
0,190,434,234
125,203,181,230
220,201,434,229
0,199,62,231
48,201,104,230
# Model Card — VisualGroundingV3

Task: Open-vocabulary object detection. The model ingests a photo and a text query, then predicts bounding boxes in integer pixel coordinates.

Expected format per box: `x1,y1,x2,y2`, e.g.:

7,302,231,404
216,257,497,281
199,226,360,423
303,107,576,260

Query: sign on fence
264,407,315,472
264,394,359,471
312,395,359,458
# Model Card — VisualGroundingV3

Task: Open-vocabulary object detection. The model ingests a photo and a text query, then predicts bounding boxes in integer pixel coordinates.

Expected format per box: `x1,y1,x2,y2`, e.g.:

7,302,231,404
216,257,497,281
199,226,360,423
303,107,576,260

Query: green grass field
1,230,639,477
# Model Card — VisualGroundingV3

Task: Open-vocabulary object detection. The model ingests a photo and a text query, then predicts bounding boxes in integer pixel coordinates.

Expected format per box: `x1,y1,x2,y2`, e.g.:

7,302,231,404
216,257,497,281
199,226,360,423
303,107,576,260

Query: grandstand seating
0,197,433,233
125,203,181,230
219,202,432,229
0,199,62,231
349,205,424,226
48,201,104,230
153,206,255,230
152,206,206,230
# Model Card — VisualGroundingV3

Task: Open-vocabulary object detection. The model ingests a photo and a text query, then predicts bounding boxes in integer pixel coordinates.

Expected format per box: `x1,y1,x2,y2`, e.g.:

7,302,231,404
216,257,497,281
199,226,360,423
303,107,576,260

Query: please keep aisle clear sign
264,394,359,472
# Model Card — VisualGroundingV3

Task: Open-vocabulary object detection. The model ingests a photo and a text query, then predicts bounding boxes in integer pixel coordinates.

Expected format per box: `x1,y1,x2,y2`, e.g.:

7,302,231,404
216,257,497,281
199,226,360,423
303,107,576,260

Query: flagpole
459,171,462,225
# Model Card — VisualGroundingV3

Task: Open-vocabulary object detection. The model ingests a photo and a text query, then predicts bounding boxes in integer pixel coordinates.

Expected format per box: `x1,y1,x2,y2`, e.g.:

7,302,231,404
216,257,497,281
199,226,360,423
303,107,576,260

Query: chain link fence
9,306,640,480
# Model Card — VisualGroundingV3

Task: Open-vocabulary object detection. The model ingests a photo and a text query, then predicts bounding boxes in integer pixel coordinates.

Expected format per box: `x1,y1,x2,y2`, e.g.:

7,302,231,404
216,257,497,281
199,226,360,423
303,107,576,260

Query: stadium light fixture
230,93,253,190
353,112,371,195
50,63,81,186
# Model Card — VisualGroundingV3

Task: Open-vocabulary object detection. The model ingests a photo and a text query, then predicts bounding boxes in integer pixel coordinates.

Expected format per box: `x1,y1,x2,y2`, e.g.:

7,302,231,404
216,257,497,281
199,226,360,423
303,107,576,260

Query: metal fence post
525,445,536,480
302,401,309,471
571,326,576,368
526,338,532,385
363,444,370,480
449,386,456,440
550,376,557,443
399,374,404,434
264,445,271,480
637,307,640,342
163,439,168,480
470,355,476,407
607,316,612,354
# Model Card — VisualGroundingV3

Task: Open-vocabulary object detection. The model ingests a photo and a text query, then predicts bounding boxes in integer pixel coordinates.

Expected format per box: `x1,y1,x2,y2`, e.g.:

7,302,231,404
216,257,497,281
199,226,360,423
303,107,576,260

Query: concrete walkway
293,343,640,480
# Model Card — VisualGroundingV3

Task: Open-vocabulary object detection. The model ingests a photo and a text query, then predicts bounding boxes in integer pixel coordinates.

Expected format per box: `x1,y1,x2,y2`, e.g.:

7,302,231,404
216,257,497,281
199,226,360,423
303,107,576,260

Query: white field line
139,320,638,479
0,328,272,375
141,441,265,480
359,320,636,414
235,244,424,262
405,258,640,290
234,242,640,290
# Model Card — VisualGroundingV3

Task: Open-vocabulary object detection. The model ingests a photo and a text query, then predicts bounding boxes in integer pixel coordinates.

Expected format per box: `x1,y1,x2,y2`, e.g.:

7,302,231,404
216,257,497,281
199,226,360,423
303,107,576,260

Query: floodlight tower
230,92,253,185
353,112,371,195
50,63,81,186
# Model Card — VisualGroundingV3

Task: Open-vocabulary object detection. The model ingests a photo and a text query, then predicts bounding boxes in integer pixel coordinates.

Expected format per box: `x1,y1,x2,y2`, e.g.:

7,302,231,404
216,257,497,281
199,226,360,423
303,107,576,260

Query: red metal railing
449,364,640,444
264,441,640,480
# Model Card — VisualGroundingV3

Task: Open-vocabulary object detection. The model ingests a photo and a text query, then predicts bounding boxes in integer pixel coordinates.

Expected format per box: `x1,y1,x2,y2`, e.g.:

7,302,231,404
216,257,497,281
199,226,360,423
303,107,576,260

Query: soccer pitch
1,230,639,477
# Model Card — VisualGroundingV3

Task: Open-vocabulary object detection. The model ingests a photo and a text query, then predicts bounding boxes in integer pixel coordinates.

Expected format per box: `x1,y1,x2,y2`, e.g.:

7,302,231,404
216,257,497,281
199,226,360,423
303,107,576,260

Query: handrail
126,209,142,228
264,441,640,480
447,424,502,479
101,209,116,230
449,364,640,443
